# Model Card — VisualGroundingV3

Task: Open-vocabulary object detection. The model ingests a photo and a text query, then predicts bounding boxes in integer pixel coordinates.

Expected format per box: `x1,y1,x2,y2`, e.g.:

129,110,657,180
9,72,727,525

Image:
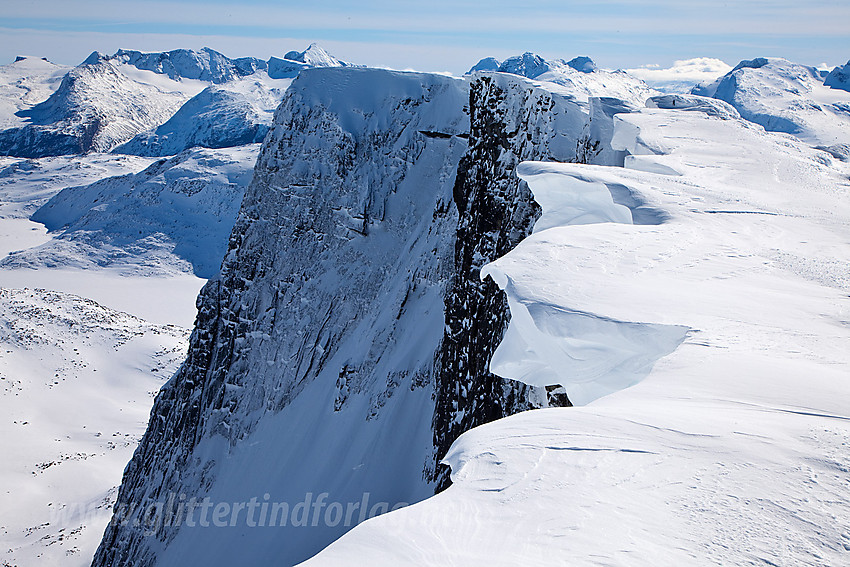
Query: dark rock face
92,70,604,566
433,75,579,489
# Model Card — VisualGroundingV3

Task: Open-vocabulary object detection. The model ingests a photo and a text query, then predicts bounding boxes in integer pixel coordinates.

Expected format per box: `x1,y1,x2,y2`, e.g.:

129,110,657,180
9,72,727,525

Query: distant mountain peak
566,56,597,73
268,44,351,79
498,52,550,78
824,60,850,92
283,43,348,68
466,52,597,79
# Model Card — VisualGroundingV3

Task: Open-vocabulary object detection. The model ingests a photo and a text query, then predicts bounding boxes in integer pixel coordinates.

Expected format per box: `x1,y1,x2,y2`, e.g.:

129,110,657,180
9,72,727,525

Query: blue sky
1,0,847,72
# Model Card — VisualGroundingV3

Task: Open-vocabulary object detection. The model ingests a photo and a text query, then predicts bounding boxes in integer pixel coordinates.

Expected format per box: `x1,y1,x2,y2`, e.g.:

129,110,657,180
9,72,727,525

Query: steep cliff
93,68,625,566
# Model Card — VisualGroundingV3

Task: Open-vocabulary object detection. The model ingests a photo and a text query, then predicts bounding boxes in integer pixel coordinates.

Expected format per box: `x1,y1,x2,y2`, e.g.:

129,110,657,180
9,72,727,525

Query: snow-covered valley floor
0,154,201,566
303,96,850,566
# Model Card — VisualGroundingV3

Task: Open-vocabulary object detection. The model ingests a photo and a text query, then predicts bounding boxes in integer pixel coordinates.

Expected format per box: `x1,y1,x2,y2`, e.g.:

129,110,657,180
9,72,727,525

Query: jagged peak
498,52,549,78
267,44,351,79
467,52,598,78
82,51,107,66
283,43,349,68
99,47,267,84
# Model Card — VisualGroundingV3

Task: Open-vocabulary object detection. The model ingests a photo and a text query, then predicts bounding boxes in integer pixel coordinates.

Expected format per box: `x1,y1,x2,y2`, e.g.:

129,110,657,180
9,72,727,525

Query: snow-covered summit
497,52,551,78
114,74,290,156
91,47,267,84
284,43,350,68
267,43,351,79
469,52,598,79
468,56,500,73
824,60,850,92
0,58,186,157
692,56,850,147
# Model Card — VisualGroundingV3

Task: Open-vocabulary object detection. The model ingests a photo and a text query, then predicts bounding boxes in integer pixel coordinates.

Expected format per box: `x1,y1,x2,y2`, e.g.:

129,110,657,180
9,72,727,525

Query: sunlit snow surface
303,99,850,565
0,288,189,566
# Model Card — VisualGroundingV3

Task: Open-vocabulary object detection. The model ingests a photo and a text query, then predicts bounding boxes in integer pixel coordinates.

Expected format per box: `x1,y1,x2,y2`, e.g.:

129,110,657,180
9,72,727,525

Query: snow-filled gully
482,160,689,406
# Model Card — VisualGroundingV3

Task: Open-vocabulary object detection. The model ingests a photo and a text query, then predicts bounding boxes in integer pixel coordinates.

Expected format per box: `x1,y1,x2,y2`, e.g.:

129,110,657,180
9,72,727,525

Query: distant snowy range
0,43,848,567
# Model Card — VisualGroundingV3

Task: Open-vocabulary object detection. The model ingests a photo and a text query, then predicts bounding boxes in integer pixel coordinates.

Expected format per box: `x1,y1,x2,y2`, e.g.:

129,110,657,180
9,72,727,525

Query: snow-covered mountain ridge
304,73,850,567
0,45,349,159
693,56,850,150
2,144,257,277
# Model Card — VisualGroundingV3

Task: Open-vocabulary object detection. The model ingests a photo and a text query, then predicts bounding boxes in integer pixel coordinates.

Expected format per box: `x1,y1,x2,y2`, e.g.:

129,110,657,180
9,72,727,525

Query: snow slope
693,57,850,149
0,59,188,157
0,288,189,567
825,60,850,92
304,84,850,566
0,151,205,326
114,76,291,156
0,57,70,130
3,144,257,278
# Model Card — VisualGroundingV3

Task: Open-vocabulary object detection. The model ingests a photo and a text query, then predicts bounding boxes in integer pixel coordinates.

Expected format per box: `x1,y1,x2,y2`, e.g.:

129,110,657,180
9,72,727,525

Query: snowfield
303,84,850,566
0,288,189,567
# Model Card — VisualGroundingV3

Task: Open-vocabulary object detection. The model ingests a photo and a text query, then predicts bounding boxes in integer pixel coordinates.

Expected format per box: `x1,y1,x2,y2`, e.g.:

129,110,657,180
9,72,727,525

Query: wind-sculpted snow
304,90,850,567
92,66,626,566
693,56,850,147
482,161,687,405
0,59,187,157
2,145,256,278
